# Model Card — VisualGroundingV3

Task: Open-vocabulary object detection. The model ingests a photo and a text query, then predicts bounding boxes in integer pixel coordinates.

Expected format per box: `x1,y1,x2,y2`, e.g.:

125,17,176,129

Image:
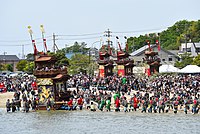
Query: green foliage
68,53,90,75
174,53,193,68
192,54,200,66
24,62,34,73
127,20,200,52
64,42,89,54
16,60,28,71
0,64,4,71
0,64,13,71
49,51,69,66
6,64,13,72
26,53,34,61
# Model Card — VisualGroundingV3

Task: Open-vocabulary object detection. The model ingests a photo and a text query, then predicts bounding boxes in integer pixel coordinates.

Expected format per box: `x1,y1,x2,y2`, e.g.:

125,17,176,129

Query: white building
130,44,180,66
179,42,200,57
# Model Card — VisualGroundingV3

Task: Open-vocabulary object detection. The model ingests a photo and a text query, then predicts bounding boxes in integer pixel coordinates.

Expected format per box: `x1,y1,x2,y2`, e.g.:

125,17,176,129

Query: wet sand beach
0,92,14,108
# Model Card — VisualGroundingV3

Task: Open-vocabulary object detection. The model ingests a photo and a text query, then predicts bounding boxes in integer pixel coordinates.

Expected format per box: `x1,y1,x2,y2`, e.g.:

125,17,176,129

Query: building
178,42,200,56
0,55,20,72
130,44,180,66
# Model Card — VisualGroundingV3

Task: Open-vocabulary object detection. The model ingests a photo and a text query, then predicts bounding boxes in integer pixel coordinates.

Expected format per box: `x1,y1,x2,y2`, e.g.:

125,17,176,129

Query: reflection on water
0,108,199,134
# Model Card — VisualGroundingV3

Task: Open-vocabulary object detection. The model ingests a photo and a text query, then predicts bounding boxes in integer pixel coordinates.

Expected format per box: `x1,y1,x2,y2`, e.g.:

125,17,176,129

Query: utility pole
104,29,113,47
52,33,59,53
53,33,55,53
22,44,24,59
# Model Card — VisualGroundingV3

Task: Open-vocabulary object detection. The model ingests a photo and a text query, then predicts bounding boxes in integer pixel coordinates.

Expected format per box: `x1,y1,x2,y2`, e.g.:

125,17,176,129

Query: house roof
52,74,71,80
130,44,179,58
130,45,154,56
0,55,20,61
35,56,56,62
168,50,179,55
53,74,63,79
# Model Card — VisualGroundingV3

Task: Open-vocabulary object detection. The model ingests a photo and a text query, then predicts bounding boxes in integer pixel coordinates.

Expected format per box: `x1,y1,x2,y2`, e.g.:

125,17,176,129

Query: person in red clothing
192,98,198,114
68,98,73,110
77,96,84,110
133,95,138,111
148,97,153,113
0,83,6,93
31,81,37,90
115,96,120,112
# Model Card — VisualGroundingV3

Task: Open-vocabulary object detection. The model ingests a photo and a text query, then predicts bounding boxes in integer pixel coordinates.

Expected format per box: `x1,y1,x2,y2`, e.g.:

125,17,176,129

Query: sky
0,0,199,58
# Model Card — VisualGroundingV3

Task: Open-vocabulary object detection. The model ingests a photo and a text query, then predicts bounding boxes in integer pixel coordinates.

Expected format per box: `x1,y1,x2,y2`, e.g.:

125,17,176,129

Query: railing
98,59,114,64
116,59,134,64
34,68,68,76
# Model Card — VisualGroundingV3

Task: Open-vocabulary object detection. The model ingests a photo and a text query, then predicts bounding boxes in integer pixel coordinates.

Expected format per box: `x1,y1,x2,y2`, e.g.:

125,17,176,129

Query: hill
127,20,200,51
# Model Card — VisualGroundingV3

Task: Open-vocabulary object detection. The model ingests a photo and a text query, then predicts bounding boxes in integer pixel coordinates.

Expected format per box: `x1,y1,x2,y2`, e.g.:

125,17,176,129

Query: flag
156,40,160,51
43,38,48,52
32,40,37,55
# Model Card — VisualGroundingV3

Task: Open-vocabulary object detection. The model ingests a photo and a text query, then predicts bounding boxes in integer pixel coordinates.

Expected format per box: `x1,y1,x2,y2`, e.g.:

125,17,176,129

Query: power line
0,39,53,46
112,27,167,34
58,36,101,40
0,35,52,43
0,26,169,44
57,32,103,37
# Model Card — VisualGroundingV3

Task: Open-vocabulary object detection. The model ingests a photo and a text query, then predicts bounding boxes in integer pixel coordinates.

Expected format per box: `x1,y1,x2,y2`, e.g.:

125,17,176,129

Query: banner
118,69,125,76
37,78,53,86
43,38,48,52
156,40,160,51
99,69,104,78
32,40,37,55
146,68,151,76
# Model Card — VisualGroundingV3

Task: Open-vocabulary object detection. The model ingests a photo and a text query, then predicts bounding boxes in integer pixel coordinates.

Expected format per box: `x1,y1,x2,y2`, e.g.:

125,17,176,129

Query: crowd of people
63,74,200,114
3,75,37,113
4,73,200,114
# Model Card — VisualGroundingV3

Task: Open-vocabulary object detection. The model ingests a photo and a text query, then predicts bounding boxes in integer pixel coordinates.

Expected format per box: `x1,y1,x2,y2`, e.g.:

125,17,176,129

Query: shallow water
0,108,199,134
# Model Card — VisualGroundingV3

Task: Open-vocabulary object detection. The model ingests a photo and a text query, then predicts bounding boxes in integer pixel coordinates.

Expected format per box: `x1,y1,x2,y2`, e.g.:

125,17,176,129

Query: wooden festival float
143,40,161,76
115,36,134,76
98,44,114,78
97,35,134,77
28,25,71,110
34,55,71,110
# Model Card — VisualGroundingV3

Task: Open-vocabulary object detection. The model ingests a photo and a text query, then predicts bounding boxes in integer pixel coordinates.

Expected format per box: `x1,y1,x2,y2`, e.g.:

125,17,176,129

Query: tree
175,53,193,68
68,53,90,75
6,64,13,72
64,42,89,54
192,54,200,66
0,64,4,71
48,51,69,66
26,53,34,61
24,61,34,73
127,20,200,51
16,60,28,71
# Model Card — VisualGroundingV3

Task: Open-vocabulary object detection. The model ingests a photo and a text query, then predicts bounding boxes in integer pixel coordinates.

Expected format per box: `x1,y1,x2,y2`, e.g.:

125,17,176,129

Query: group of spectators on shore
4,73,200,114
4,75,37,113
66,74,200,114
